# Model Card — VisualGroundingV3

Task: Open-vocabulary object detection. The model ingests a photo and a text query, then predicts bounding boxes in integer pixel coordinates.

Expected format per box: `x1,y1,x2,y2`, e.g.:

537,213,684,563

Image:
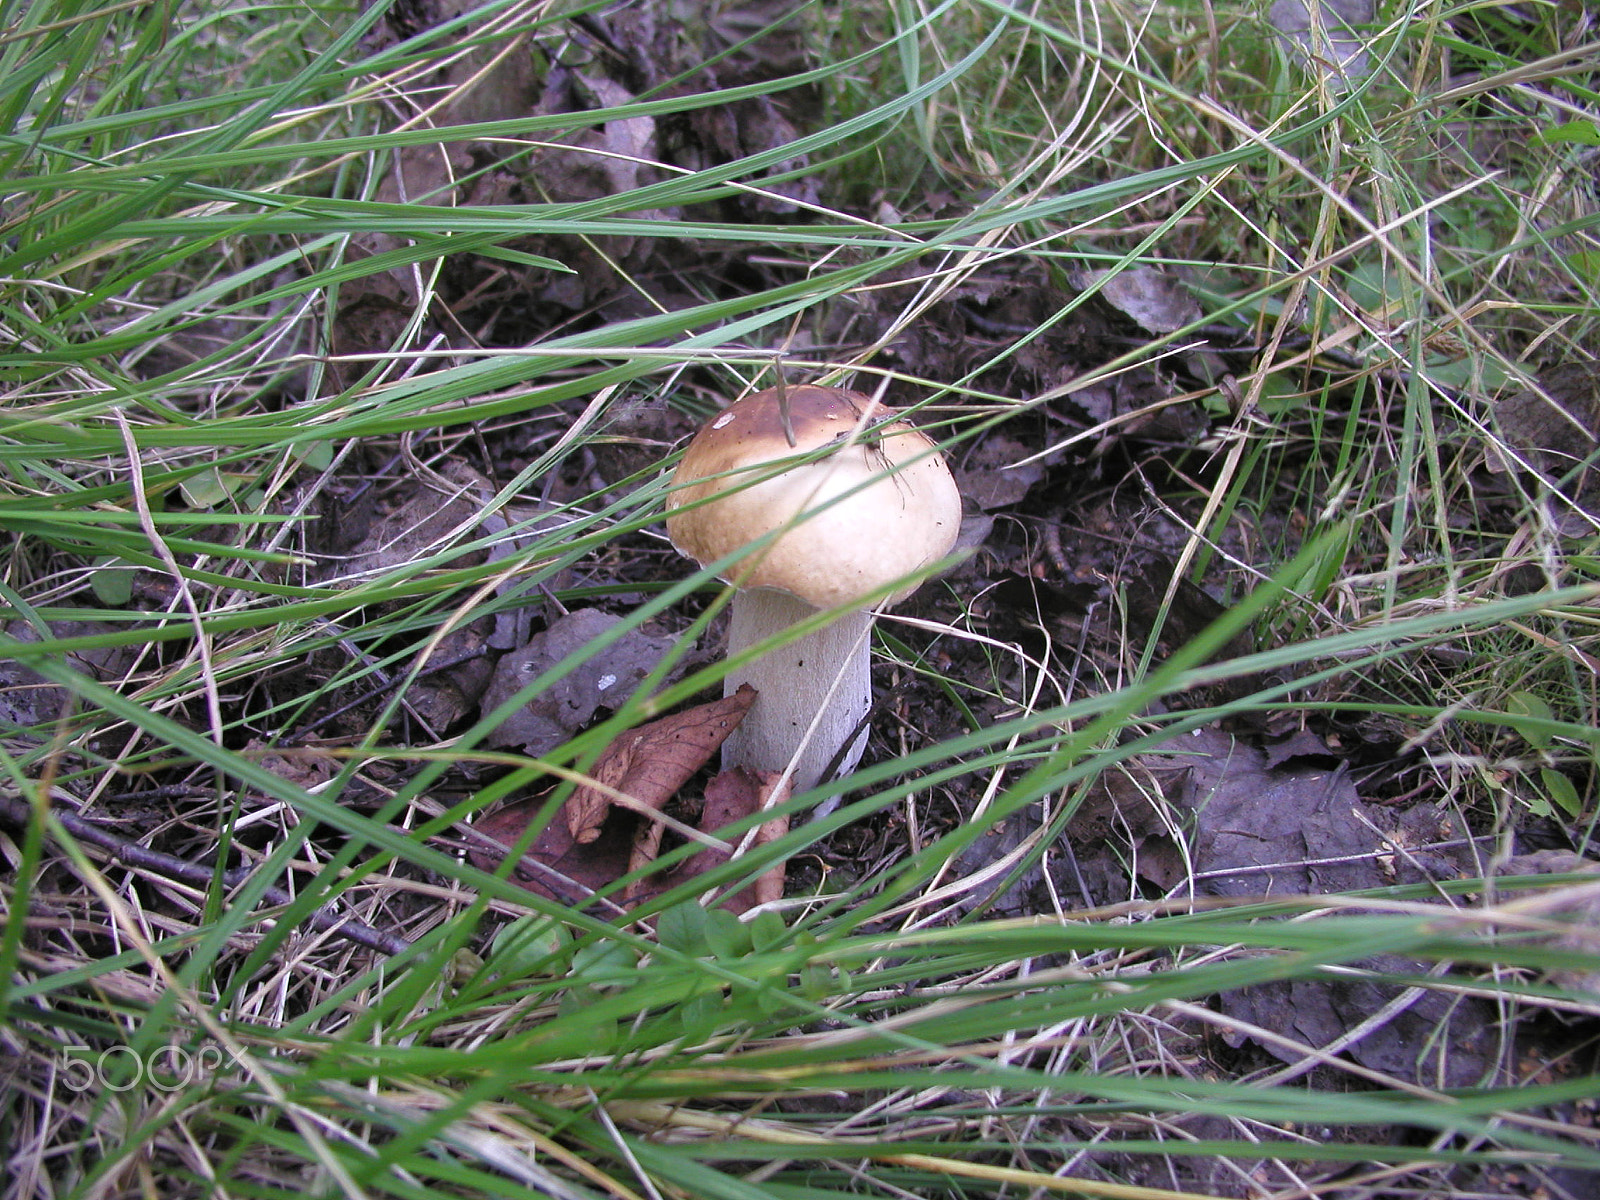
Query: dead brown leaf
466,687,767,909
334,459,496,577
1497,850,1600,998
470,792,634,908
407,625,495,734
244,740,338,790
567,685,759,842
955,434,1046,511
665,766,791,913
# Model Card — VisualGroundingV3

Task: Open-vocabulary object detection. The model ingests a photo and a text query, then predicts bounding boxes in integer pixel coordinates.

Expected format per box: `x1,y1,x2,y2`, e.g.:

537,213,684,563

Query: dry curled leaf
470,794,634,908
243,740,338,790
567,685,759,841
465,686,761,908
671,766,791,913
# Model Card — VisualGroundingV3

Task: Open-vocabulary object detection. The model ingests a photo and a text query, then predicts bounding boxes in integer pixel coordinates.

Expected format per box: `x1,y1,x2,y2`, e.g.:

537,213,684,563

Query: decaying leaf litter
4,0,1600,1197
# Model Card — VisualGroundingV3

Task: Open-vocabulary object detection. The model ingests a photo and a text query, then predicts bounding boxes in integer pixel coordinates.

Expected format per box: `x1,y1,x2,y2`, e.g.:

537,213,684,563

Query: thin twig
0,791,412,957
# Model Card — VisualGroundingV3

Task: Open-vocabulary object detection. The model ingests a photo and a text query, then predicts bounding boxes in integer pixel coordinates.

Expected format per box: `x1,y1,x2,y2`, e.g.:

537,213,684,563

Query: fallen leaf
328,292,414,387
1261,727,1342,770
1489,362,1600,535
1218,953,1497,1087
567,686,759,841
1497,850,1600,998
483,609,681,754
244,739,338,790
1072,265,1202,334
1063,760,1189,901
1490,363,1600,474
470,794,635,908
948,801,1050,916
406,625,494,735
334,460,496,577
954,434,1045,511
627,811,666,887
0,620,137,731
669,767,791,913
1138,726,1497,1085
466,687,762,909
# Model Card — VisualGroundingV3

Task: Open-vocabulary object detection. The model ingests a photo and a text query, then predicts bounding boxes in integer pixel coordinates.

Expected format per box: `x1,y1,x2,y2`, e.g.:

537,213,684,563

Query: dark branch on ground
0,791,413,957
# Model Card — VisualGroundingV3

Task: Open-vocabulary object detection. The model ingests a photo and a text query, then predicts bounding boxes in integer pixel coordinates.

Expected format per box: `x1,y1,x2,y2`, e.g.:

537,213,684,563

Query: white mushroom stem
721,587,872,793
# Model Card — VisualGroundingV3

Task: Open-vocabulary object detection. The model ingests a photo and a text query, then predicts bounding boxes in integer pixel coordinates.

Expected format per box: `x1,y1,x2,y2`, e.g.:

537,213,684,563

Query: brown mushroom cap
666,385,961,610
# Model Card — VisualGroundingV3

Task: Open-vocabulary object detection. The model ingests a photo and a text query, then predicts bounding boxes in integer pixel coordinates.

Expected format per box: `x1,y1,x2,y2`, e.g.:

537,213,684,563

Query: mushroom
666,384,960,792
